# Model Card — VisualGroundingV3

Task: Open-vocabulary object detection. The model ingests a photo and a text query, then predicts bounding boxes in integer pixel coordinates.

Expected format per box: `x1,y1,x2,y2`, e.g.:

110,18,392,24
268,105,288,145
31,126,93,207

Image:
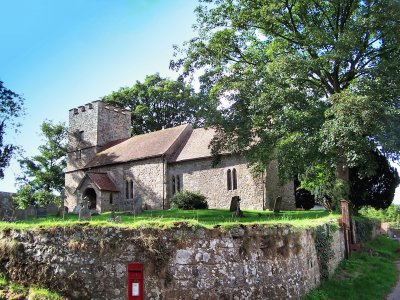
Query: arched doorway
83,188,97,210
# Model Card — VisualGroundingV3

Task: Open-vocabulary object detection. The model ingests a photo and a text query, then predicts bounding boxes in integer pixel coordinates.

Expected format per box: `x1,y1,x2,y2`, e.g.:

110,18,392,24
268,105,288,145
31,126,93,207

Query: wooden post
340,200,351,258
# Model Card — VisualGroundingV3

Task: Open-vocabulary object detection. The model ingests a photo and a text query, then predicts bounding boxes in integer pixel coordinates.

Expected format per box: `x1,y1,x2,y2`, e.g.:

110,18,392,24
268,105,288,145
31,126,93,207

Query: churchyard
0,209,338,230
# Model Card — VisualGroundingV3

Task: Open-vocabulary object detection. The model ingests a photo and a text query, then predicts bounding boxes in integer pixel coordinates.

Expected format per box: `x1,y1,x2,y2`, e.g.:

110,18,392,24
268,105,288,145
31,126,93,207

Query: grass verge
0,209,339,230
0,274,63,300
303,236,399,300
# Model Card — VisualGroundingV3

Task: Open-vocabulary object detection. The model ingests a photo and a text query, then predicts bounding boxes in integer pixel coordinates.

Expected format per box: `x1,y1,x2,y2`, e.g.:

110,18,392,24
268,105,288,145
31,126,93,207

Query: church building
64,100,295,213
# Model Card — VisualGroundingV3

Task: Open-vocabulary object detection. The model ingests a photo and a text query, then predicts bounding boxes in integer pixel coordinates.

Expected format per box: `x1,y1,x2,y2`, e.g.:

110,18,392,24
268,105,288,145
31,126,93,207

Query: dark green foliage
170,191,208,210
0,81,24,179
298,151,399,210
103,73,216,135
350,151,400,210
294,180,316,210
14,121,67,208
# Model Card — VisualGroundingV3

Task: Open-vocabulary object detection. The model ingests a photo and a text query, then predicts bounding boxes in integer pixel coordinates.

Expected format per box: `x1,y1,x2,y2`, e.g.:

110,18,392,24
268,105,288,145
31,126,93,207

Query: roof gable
76,172,119,192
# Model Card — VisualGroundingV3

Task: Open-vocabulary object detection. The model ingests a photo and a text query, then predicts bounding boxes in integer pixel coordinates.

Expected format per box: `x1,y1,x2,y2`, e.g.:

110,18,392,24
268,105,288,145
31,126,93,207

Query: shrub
295,188,316,210
170,191,208,210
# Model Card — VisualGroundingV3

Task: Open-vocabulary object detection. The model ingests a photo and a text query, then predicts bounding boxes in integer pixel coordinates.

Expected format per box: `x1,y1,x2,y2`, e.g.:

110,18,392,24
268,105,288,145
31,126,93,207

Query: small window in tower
76,150,82,159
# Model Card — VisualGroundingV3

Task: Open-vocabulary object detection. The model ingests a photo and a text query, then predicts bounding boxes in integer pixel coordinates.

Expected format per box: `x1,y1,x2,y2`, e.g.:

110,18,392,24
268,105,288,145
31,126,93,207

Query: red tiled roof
85,124,191,168
170,128,216,162
87,172,119,192
99,137,130,152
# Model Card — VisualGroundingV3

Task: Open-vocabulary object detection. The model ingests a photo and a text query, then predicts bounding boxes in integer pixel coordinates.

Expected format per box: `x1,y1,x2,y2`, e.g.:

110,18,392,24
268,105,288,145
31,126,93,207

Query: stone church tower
64,101,131,210
66,100,131,171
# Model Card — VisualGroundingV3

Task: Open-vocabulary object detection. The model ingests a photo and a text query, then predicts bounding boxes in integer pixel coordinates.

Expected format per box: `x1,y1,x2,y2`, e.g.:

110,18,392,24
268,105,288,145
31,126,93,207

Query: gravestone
47,203,59,215
0,193,14,221
79,197,91,221
273,196,282,213
230,196,244,218
229,196,241,212
72,204,82,214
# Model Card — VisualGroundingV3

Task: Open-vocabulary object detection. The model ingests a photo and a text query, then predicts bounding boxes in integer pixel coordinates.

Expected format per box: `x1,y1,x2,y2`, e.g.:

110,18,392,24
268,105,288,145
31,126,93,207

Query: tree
14,121,67,208
0,81,24,179
294,180,316,210
297,152,400,210
349,151,400,210
103,73,215,135
173,0,400,208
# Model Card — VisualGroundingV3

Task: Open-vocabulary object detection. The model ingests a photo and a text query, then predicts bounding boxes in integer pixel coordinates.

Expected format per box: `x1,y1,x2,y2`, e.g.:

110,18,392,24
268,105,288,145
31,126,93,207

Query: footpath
387,261,400,300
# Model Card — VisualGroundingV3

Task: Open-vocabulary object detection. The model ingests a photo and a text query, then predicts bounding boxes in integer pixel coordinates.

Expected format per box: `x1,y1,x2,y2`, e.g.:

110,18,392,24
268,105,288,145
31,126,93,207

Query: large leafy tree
103,73,215,135
14,121,67,208
173,0,400,207
0,81,24,179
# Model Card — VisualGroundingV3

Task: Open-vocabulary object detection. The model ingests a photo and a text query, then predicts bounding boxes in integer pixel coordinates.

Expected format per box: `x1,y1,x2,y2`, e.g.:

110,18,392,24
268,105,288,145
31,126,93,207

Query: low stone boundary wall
0,223,344,300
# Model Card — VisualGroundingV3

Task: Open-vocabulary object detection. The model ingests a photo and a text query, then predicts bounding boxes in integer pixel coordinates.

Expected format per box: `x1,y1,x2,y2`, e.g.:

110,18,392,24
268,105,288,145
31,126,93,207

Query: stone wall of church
97,103,131,147
168,156,295,210
65,157,166,213
64,170,86,211
265,160,296,210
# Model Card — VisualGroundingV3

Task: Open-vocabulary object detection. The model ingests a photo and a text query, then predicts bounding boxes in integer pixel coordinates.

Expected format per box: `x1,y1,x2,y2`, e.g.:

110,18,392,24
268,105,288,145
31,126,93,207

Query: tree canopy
0,81,24,179
14,121,67,208
103,73,215,135
173,0,400,206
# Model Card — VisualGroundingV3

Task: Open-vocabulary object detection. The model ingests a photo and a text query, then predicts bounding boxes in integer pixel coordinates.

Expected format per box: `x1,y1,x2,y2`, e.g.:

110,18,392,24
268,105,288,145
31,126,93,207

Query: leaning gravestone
79,197,91,221
230,196,244,218
229,196,240,212
273,196,282,213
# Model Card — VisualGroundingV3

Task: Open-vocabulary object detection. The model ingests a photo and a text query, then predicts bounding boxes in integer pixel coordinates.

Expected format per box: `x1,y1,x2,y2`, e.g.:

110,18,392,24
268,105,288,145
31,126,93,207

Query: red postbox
127,263,144,300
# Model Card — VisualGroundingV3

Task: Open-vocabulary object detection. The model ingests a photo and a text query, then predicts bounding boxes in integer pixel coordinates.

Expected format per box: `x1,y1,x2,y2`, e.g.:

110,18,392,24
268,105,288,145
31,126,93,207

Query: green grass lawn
0,273,63,300
0,209,339,230
303,236,400,300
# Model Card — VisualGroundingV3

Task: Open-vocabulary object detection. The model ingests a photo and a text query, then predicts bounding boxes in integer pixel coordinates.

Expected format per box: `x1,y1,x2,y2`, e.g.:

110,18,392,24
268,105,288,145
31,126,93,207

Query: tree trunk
336,160,350,199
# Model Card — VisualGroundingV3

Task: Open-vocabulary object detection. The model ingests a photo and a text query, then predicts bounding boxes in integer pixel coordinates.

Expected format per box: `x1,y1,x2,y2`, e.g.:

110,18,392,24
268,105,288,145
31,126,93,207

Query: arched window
130,180,134,199
125,180,129,198
227,169,232,190
109,193,113,204
172,176,176,195
232,168,237,190
176,175,181,192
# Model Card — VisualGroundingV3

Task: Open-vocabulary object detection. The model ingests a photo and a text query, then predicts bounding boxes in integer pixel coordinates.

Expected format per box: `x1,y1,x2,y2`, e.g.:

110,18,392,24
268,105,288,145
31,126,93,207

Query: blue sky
0,0,198,192
0,0,399,204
